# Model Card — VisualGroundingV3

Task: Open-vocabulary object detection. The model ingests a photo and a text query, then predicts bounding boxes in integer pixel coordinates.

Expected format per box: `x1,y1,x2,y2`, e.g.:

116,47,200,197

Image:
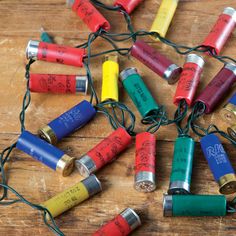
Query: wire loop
95,100,136,136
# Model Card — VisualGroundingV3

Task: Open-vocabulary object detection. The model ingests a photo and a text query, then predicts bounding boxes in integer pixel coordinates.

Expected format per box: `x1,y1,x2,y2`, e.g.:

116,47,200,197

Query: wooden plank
0,0,235,141
0,133,236,235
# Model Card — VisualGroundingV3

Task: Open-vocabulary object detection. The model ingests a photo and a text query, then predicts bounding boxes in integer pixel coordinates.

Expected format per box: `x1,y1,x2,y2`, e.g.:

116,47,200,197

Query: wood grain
0,0,236,235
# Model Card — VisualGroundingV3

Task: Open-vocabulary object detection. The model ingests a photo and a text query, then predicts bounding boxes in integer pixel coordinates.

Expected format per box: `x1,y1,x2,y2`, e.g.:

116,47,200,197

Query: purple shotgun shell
194,63,236,113
130,40,182,84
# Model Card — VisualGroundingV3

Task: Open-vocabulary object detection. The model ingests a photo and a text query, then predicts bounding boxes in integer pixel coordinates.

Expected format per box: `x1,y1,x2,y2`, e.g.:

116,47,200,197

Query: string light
16,131,75,177
1,2,236,234
29,73,88,94
202,7,236,55
134,132,156,192
92,208,141,236
101,55,119,103
163,194,227,217
76,127,132,176
200,133,236,195
26,40,86,67
150,0,179,40
38,100,97,145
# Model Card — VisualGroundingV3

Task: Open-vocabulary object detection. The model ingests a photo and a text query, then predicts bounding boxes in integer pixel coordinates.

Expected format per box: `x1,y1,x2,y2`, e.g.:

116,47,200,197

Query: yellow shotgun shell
150,0,179,40
41,175,102,219
101,54,119,102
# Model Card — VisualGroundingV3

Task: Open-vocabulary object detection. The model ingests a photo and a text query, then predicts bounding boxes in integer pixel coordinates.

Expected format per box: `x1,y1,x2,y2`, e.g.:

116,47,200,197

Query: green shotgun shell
120,68,160,118
168,136,195,194
163,194,227,217
40,27,53,43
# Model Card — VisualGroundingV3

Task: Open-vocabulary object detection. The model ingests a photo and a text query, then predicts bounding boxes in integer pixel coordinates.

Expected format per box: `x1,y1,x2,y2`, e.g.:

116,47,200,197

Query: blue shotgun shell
16,131,74,176
200,133,236,194
38,100,96,144
221,92,236,124
228,93,236,105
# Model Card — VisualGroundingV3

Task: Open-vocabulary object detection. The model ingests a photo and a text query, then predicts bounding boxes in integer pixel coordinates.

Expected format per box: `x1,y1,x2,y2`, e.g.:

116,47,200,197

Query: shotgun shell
200,133,236,194
168,136,195,194
42,175,102,218
150,0,179,39
38,100,96,144
134,132,156,192
173,54,205,106
76,127,132,176
67,0,110,32
120,67,160,118
92,208,141,236
16,131,74,176
130,40,182,84
26,40,86,67
202,7,236,55
101,55,119,102
195,63,236,113
114,0,143,14
220,92,236,124
40,27,53,43
29,73,88,94
228,124,236,141
163,194,227,217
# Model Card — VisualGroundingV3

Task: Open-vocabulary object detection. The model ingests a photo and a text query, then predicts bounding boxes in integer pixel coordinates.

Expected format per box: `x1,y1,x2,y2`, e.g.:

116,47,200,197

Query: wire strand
95,100,136,135
19,59,35,132
174,100,189,136
0,183,65,236
189,102,236,146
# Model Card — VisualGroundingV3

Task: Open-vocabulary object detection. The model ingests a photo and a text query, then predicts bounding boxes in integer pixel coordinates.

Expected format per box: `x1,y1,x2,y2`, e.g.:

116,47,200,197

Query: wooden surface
0,0,236,235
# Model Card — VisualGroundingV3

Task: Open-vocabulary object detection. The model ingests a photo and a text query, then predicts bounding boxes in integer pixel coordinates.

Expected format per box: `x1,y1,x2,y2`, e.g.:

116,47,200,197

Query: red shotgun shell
130,40,182,84
26,40,86,67
29,73,88,94
67,0,110,32
135,132,156,192
92,208,141,236
173,54,205,106
76,127,132,176
202,7,236,55
195,63,236,114
114,0,143,14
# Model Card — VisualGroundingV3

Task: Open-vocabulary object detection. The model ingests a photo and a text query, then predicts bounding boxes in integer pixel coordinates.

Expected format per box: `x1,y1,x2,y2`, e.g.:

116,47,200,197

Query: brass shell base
56,155,75,177
38,125,57,144
219,173,236,194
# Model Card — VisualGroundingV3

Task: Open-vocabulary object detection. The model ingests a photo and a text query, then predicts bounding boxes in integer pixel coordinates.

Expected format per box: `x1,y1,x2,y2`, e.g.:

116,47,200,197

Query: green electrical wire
173,99,189,136
90,0,136,40
0,59,35,201
0,142,16,202
85,1,236,140
90,0,121,11
95,100,136,136
143,106,167,134
19,59,35,132
188,102,236,146
80,28,137,134
91,0,236,64
227,197,236,213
